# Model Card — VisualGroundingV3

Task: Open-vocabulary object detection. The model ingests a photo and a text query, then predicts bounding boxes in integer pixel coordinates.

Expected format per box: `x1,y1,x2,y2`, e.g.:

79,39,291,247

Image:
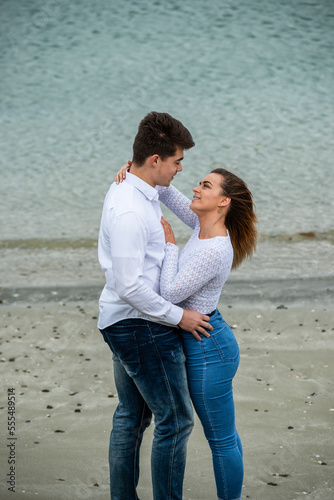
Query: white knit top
157,185,233,314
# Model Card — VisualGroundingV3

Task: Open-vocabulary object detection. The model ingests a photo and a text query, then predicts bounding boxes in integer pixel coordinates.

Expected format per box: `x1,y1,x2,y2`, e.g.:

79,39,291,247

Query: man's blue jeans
100,319,194,500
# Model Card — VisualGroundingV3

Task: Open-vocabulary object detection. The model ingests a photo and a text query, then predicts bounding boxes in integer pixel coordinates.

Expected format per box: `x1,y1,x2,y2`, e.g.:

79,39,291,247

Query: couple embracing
98,112,257,500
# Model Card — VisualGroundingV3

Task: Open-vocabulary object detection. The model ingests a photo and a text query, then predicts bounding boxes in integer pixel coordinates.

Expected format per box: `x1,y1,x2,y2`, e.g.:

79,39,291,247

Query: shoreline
1,273,334,306
0,297,333,499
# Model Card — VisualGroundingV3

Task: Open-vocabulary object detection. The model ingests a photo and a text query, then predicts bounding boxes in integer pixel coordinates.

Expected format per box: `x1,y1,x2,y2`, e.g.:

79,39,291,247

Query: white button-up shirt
98,173,183,329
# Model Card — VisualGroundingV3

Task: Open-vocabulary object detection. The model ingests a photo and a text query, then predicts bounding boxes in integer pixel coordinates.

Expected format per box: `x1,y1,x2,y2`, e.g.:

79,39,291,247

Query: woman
116,164,257,500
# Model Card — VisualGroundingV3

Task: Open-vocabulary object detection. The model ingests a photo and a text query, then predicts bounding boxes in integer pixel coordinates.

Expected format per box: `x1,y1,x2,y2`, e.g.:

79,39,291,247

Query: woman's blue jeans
100,319,194,500
181,310,243,500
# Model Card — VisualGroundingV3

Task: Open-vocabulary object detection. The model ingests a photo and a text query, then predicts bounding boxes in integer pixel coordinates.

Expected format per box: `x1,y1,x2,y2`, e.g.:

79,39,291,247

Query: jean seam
133,403,147,497
148,323,178,499
202,340,228,500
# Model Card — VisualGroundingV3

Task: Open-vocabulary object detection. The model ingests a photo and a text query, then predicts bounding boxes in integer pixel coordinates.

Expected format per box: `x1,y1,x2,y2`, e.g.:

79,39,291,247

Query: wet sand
0,294,333,499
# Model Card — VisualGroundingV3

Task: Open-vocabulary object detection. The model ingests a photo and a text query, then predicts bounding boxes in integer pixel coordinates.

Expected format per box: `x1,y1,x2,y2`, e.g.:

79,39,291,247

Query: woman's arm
160,217,221,303
114,164,198,230
160,242,221,304
157,184,198,230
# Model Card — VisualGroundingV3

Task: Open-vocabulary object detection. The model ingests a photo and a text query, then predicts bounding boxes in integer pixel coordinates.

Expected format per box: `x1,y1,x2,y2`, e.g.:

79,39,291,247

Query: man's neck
129,164,156,188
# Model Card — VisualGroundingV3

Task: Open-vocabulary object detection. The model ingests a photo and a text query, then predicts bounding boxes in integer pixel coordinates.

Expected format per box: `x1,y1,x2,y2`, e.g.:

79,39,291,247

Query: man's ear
149,154,159,168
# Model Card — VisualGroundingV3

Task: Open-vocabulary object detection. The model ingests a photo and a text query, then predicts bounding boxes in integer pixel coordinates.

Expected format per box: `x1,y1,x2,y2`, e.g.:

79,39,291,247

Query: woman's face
190,173,226,214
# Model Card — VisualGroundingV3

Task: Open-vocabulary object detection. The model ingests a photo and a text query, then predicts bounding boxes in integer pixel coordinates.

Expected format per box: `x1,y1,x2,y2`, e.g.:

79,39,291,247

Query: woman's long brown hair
211,168,258,269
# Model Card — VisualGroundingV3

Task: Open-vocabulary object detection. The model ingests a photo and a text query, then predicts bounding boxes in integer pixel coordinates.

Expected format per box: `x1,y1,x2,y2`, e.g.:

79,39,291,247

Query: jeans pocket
149,326,186,365
101,329,141,377
211,325,240,363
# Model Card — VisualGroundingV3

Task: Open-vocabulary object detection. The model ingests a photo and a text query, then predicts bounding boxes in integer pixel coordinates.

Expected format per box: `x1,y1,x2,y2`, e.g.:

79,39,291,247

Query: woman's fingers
160,217,176,244
115,163,131,184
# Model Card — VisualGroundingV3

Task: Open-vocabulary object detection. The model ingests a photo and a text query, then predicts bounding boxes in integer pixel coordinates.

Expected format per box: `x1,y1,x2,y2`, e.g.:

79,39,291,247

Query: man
98,112,212,500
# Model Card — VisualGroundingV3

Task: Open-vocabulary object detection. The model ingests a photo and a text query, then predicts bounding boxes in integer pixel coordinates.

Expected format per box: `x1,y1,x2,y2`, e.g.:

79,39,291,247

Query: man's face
155,147,184,187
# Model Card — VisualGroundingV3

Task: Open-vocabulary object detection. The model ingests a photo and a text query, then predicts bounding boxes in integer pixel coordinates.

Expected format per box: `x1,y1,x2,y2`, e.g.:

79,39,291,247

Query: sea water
1,0,333,291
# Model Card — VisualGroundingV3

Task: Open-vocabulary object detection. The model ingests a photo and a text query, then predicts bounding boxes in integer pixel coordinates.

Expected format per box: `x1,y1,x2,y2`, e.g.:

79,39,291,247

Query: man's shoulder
104,181,132,206
104,181,151,216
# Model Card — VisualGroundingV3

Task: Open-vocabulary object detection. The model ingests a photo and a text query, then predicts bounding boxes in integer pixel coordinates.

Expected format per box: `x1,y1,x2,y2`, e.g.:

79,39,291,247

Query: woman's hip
181,311,240,367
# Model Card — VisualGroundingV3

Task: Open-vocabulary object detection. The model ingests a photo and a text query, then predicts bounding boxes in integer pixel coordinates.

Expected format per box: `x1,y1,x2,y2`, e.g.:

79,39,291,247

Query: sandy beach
0,281,333,500
1,0,334,497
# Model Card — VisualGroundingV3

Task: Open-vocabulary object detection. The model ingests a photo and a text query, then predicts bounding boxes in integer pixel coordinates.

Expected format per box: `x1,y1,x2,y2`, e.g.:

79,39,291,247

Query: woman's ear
219,196,231,208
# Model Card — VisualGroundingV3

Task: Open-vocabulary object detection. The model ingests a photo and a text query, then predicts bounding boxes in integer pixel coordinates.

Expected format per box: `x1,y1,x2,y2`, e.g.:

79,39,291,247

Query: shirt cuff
168,304,184,326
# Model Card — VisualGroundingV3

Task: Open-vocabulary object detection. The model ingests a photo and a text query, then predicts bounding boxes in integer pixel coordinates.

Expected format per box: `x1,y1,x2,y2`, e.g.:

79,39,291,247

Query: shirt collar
126,172,159,201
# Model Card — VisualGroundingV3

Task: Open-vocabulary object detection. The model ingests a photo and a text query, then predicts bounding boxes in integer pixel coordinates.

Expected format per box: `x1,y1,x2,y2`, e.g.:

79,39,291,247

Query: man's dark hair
132,112,195,165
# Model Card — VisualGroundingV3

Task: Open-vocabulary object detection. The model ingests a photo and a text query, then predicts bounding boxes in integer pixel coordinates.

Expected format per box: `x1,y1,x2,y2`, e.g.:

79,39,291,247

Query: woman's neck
197,213,227,239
